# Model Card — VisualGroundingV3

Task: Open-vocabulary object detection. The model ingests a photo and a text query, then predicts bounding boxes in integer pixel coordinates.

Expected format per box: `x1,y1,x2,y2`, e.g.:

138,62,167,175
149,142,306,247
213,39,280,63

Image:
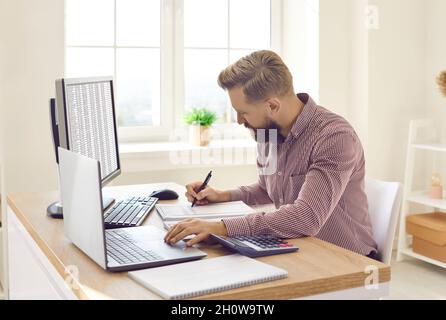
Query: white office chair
364,177,403,265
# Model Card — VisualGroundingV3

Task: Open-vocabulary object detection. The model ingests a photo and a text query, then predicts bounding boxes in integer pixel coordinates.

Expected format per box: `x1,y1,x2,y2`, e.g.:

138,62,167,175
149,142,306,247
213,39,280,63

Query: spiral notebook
128,254,288,300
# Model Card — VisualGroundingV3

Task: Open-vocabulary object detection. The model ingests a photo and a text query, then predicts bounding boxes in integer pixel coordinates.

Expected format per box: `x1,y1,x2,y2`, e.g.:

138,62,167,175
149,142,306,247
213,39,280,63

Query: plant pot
189,125,211,147
429,185,443,200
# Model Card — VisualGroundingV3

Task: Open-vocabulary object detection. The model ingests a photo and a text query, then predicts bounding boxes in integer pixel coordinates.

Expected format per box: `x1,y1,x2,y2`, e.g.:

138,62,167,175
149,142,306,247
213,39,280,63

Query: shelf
398,120,446,270
407,191,446,210
410,143,446,152
401,248,446,269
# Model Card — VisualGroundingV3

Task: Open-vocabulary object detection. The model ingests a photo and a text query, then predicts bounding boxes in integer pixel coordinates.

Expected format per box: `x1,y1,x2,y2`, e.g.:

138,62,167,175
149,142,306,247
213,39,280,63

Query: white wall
319,0,352,118
0,0,8,177
320,0,369,150
348,0,369,150
0,0,64,193
282,0,319,101
426,0,446,126
368,0,427,182
320,0,428,183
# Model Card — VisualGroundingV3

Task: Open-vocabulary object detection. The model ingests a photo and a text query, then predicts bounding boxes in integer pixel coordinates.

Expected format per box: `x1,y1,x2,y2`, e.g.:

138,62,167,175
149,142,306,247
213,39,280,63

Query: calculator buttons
233,236,293,250
210,234,299,258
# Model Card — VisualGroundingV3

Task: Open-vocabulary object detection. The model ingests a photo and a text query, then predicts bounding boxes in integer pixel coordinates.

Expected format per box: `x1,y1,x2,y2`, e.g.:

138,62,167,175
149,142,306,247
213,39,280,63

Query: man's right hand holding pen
185,181,231,206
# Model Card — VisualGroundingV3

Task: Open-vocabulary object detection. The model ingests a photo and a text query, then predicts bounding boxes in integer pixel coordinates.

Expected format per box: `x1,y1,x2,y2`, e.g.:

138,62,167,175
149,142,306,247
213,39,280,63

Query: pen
191,170,212,207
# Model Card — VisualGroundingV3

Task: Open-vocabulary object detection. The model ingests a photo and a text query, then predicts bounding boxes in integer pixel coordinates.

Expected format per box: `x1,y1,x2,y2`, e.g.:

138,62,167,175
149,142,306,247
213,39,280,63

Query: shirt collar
286,93,318,142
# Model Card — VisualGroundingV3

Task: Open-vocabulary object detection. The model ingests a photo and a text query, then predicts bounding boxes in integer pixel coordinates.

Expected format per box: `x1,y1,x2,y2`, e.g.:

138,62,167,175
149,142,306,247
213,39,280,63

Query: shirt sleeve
228,172,273,205
228,144,274,206
223,132,358,238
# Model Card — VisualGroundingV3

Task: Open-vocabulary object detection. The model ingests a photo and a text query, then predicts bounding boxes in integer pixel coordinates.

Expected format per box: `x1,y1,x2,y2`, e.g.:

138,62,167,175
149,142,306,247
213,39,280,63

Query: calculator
210,234,299,258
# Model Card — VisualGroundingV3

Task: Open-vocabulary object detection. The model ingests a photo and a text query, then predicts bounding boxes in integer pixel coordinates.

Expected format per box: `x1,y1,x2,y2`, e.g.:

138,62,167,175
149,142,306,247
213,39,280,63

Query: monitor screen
56,77,121,185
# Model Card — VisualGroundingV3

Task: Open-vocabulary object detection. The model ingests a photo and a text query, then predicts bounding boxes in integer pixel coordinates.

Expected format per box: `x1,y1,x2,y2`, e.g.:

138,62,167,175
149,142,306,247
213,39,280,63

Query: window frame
116,0,174,142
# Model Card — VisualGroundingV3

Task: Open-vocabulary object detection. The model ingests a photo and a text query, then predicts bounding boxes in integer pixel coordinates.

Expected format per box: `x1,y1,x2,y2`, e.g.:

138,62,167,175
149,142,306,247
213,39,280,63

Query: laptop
58,148,207,272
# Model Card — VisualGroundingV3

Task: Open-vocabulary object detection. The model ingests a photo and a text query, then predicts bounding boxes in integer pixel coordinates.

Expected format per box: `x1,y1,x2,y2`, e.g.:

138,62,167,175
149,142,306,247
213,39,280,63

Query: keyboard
106,230,162,265
210,234,299,258
104,196,158,229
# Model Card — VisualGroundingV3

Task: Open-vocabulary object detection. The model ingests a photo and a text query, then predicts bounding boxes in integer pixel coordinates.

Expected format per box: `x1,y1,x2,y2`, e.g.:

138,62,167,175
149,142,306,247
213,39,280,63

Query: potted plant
184,108,217,146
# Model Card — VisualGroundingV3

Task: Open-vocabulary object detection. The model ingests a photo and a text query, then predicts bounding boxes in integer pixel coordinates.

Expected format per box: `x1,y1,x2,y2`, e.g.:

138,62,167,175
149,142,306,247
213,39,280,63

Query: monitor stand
46,197,115,219
47,201,63,219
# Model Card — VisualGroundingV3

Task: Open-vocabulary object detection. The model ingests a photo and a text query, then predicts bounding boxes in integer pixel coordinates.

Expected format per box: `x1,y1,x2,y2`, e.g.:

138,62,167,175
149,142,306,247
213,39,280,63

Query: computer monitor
56,76,121,184
48,76,121,217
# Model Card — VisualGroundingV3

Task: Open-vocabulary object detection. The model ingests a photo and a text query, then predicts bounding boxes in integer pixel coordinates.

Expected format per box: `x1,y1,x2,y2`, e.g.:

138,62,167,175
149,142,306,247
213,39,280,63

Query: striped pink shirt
223,93,377,256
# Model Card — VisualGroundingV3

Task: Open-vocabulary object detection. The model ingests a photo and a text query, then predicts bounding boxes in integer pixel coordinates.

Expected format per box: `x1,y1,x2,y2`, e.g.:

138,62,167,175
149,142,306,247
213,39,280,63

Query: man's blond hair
218,50,294,103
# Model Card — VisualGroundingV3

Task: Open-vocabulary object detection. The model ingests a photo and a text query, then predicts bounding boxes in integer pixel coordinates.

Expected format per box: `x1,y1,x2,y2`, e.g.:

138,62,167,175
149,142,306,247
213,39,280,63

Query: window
65,0,281,141
183,0,272,123
65,0,161,129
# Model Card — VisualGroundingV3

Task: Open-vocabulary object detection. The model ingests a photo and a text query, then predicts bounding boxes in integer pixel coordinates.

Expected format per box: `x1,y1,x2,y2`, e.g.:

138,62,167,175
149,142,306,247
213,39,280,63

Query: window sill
119,139,257,173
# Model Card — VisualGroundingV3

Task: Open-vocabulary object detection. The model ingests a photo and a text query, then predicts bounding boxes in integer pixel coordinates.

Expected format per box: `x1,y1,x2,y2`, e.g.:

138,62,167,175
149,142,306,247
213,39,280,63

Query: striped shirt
223,93,377,256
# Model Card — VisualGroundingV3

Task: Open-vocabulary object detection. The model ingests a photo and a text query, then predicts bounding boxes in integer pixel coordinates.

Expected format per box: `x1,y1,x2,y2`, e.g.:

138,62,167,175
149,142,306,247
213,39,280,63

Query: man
165,50,378,258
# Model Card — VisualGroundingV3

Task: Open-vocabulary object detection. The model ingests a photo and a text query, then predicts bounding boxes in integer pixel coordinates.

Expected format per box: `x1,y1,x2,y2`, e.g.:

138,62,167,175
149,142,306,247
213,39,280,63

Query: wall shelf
407,191,446,211
401,248,446,269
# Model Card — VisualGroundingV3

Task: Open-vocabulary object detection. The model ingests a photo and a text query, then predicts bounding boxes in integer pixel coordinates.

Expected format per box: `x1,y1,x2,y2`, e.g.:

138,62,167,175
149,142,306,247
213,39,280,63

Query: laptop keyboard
104,196,158,229
106,230,163,265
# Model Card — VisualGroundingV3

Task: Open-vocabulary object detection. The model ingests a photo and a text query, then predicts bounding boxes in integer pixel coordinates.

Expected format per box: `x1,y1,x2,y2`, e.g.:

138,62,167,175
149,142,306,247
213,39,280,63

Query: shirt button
278,172,282,176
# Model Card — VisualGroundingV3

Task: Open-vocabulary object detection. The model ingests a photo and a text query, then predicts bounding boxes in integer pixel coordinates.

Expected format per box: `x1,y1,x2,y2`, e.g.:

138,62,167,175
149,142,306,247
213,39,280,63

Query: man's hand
164,219,228,247
185,181,231,206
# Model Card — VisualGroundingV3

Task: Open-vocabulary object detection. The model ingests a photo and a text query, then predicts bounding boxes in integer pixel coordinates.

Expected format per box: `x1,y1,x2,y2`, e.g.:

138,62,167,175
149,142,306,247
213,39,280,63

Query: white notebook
155,201,255,221
128,254,288,300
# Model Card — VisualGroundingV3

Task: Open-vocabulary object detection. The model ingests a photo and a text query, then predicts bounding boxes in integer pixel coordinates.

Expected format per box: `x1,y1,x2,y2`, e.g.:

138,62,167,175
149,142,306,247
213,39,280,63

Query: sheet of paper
191,201,253,215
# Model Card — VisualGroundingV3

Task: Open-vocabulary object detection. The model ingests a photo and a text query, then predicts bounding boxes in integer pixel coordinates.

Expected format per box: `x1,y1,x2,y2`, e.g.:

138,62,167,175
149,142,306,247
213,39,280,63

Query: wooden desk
6,183,390,300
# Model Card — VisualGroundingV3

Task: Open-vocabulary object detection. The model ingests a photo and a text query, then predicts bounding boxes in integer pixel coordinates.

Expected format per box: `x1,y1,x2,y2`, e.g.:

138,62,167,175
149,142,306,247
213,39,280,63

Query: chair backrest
364,177,403,264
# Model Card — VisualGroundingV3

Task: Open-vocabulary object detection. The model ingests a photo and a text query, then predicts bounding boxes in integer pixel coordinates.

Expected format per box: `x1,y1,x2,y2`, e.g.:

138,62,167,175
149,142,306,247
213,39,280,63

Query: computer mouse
150,189,179,200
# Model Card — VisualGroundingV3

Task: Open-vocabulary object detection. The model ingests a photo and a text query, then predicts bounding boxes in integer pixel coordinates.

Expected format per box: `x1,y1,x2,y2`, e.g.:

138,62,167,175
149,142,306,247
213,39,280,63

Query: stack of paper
157,201,256,236
156,201,255,222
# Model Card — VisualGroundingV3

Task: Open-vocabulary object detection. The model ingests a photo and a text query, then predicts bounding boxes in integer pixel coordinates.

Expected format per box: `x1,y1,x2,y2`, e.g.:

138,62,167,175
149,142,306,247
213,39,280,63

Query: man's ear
266,97,281,115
